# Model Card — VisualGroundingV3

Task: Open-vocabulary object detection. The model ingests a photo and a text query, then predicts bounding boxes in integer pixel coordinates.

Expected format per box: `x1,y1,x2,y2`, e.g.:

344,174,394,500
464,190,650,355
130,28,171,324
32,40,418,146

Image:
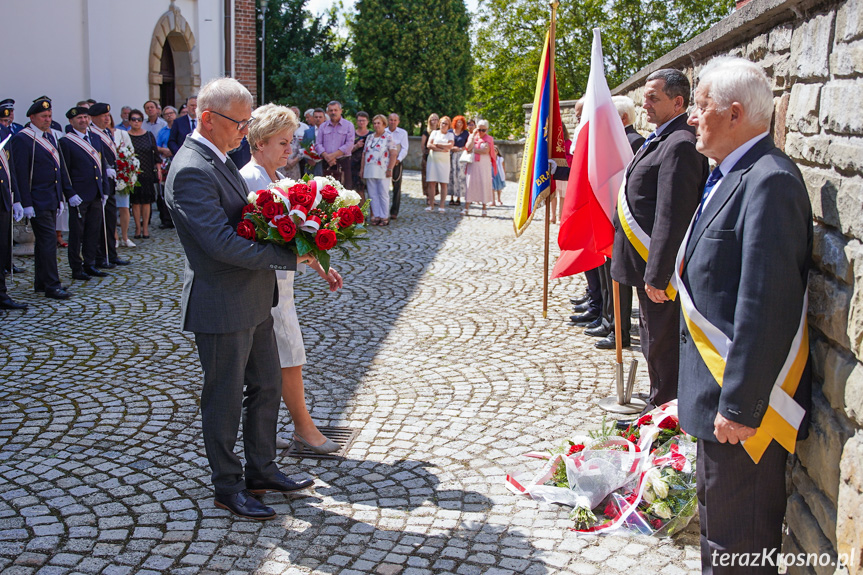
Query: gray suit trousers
194,315,281,495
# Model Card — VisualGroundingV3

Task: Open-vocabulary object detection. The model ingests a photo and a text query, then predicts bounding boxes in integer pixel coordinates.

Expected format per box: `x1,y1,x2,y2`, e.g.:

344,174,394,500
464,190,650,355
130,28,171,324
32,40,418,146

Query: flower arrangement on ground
505,401,697,537
114,143,141,194
238,174,369,272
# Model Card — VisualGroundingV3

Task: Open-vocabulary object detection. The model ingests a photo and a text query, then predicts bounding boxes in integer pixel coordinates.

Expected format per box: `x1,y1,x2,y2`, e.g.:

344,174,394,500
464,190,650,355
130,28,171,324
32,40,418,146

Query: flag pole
543,0,559,319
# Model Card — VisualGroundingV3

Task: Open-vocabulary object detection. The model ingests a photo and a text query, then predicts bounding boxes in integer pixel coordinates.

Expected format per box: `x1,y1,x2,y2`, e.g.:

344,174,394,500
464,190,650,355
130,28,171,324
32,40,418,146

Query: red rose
288,182,311,196
320,185,339,203
255,190,274,208
289,190,314,209
637,415,653,427
261,201,284,221
627,434,637,443
349,204,364,224
567,444,585,456
659,416,679,430
277,218,297,242
335,208,354,228
237,219,257,241
651,519,663,530
242,204,257,216
314,229,337,250
604,501,619,519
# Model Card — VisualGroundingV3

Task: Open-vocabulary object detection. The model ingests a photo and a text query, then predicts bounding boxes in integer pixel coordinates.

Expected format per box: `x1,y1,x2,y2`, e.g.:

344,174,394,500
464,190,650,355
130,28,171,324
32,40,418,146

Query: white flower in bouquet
648,500,673,520
336,188,362,207
247,191,259,204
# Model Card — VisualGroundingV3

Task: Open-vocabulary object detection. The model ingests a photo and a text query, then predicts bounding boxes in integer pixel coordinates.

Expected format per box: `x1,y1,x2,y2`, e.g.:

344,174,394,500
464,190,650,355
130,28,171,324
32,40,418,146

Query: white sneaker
115,240,119,248
124,239,136,248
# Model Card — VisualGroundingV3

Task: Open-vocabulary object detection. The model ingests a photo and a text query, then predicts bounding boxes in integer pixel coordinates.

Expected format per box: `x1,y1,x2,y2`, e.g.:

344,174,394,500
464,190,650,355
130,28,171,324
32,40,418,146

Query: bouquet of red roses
237,175,369,272
301,141,322,162
114,143,141,194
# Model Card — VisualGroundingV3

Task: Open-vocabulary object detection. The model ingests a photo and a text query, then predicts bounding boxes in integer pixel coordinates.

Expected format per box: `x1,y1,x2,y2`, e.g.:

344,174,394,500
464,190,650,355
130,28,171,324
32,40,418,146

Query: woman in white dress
240,104,344,454
425,116,454,212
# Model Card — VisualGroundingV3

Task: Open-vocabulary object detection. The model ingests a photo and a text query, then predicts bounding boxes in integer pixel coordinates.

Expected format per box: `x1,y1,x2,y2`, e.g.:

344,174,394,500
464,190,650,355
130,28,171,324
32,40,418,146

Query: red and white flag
551,28,633,279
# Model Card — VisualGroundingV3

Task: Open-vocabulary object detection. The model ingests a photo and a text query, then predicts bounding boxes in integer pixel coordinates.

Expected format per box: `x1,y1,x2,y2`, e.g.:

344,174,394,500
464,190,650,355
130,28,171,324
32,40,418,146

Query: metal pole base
597,395,647,414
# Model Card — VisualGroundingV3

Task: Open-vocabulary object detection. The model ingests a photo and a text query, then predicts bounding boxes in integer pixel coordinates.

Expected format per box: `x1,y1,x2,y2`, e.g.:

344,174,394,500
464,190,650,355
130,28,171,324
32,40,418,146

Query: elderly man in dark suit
166,78,316,521
611,69,709,412
679,56,812,575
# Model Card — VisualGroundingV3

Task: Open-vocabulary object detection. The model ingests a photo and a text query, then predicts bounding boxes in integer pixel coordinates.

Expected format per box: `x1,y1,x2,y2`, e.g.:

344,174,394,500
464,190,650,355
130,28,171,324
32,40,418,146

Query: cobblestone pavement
0,172,700,575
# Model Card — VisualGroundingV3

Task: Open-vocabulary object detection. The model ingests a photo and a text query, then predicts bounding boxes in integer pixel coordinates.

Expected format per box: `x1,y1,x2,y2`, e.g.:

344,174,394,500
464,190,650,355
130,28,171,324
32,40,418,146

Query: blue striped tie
640,132,657,151
694,167,723,224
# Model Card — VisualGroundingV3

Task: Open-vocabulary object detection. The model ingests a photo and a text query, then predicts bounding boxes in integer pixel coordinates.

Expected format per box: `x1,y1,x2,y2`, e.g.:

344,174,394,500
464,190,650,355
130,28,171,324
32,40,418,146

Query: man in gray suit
679,57,812,573
166,78,316,520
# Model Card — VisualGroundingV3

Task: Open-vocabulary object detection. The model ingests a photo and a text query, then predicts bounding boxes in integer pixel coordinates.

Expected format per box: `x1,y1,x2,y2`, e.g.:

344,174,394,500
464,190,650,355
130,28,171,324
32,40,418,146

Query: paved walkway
0,172,700,575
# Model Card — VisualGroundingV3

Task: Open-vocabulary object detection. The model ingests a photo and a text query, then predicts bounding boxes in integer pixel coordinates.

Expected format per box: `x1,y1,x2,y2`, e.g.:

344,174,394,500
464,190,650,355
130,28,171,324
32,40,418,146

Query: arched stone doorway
149,1,201,105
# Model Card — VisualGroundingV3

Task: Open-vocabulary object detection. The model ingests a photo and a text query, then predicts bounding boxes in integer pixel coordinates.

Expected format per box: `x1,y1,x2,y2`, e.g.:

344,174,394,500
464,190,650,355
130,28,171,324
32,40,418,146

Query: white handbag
458,150,474,164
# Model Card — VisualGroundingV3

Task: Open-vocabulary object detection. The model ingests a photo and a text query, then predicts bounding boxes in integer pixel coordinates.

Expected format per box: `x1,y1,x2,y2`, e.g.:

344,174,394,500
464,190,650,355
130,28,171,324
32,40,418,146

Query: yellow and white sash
0,137,11,203
671,221,808,463
617,182,677,300
21,127,60,168
65,132,102,167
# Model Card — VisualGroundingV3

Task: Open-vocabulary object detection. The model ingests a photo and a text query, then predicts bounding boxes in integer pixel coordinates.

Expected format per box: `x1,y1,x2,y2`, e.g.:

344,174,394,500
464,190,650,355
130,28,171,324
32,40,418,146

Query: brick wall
234,0,258,102
525,0,863,572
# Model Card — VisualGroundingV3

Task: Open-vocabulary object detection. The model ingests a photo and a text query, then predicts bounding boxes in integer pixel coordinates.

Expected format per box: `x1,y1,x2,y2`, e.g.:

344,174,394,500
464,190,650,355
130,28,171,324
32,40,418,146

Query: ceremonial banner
513,30,566,237
551,28,633,278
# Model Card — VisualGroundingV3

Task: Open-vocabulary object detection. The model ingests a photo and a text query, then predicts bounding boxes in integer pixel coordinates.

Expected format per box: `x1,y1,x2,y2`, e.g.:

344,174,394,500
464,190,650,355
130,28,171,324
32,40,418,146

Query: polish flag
551,28,633,279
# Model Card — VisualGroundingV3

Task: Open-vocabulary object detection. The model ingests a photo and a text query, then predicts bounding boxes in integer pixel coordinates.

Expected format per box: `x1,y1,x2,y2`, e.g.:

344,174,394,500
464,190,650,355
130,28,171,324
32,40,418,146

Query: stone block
785,132,831,166
812,223,853,283
774,93,790,150
785,493,836,575
812,337,861,419
746,32,770,61
770,24,793,52
796,390,854,503
820,80,863,136
782,533,819,575
791,460,839,548
835,0,863,44
843,357,863,428
787,84,822,135
791,12,835,80
846,245,863,360
829,137,863,173
837,431,863,574
808,271,852,349
830,39,863,77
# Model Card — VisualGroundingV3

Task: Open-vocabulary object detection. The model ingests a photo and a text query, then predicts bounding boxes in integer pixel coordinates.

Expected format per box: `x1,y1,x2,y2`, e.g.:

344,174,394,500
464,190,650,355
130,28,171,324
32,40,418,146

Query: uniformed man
0,99,25,138
89,102,130,269
59,106,109,281
9,97,72,299
0,138,27,309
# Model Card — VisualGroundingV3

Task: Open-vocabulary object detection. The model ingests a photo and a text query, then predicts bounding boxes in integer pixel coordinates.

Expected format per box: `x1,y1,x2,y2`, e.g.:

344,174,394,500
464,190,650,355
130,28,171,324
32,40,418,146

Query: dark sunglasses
130,117,143,122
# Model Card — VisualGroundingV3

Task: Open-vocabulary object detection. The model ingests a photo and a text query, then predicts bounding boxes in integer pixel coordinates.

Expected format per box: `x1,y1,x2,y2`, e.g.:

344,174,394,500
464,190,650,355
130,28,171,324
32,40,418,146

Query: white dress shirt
190,131,227,163
386,127,409,163
701,132,769,211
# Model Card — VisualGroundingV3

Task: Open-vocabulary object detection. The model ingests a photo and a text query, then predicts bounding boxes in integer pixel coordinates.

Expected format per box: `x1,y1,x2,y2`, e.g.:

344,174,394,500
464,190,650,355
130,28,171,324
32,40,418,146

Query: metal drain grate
281,426,359,460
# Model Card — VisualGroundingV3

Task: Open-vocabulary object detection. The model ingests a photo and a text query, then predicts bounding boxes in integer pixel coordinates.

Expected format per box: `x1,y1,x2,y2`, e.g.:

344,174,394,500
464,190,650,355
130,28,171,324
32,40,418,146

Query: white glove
23,206,35,219
69,195,83,207
548,160,558,175
12,202,24,222
106,168,117,179
102,195,108,205
57,203,65,217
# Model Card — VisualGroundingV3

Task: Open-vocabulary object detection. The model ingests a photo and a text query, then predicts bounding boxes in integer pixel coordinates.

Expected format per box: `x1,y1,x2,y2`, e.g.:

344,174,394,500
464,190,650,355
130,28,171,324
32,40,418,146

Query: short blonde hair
247,104,299,150
439,116,452,130
371,114,388,127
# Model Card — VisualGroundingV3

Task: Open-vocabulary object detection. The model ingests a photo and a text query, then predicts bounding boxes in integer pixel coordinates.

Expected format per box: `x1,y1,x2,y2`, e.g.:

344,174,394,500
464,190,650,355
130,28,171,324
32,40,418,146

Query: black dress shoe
246,470,314,495
214,490,276,520
572,302,591,313
570,311,599,326
71,270,91,281
616,420,633,431
0,296,28,310
159,222,175,229
585,324,611,338
584,318,603,329
6,266,25,274
84,266,109,277
110,258,131,266
596,332,631,350
45,288,70,300
95,261,117,269
570,294,589,306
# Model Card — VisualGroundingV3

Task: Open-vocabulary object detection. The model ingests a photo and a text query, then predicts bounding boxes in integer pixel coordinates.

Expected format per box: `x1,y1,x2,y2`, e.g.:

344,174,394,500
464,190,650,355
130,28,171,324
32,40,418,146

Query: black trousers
97,192,118,264
697,439,787,574
390,161,403,217
68,199,104,272
598,260,632,334
31,208,62,291
636,285,680,410
0,208,11,273
194,315,282,495
584,267,602,315
155,182,173,226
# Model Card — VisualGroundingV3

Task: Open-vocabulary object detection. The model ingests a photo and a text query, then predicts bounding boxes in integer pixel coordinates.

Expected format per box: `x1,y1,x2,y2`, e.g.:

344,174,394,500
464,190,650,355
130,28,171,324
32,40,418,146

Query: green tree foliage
350,0,473,133
472,0,735,137
258,0,357,112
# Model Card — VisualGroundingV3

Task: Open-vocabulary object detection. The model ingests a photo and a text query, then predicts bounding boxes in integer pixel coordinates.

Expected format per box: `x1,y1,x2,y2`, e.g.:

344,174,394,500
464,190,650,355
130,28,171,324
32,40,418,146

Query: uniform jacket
58,130,109,202
0,146,19,212
677,136,812,441
611,114,709,288
9,128,71,211
165,136,297,334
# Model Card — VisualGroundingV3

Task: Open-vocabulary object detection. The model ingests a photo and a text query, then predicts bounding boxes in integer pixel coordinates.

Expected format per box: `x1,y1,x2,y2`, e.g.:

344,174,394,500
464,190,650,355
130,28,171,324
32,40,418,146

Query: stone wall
524,0,863,571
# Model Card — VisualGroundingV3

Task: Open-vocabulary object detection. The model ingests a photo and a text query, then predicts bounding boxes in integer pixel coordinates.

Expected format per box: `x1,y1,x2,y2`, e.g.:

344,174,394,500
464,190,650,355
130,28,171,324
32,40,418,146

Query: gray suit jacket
677,136,812,441
165,137,296,334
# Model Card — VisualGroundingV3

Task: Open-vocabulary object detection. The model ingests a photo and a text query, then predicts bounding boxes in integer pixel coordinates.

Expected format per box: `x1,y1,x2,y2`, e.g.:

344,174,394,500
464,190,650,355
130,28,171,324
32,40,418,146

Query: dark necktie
191,119,196,131
44,132,55,147
225,156,244,189
84,133,90,145
694,167,724,224
640,132,657,151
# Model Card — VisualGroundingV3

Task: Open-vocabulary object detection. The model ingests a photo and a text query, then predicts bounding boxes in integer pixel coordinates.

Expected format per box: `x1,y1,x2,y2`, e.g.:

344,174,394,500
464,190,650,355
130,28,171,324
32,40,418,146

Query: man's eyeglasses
207,110,256,131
